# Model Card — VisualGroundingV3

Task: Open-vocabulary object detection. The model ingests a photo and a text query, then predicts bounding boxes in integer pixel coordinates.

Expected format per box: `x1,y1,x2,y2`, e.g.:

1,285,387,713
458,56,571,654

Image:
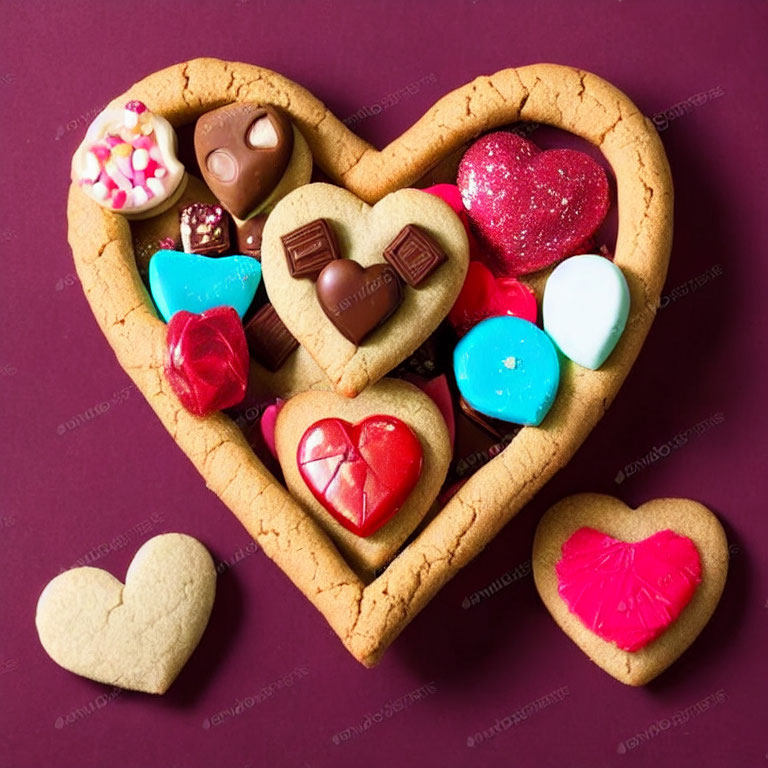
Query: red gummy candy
297,416,423,538
165,306,249,416
448,261,537,336
457,132,610,276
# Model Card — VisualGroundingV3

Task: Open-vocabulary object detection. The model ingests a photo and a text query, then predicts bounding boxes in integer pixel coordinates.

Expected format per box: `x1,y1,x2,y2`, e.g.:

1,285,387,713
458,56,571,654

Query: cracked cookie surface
67,58,672,666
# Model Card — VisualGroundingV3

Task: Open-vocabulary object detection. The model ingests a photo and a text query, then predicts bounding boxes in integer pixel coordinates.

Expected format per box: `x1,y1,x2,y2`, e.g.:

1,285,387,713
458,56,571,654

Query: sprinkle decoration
457,132,610,276
76,101,172,211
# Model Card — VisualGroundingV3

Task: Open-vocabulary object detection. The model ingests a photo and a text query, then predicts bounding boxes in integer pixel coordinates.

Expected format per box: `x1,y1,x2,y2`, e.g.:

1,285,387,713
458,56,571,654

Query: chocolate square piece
179,203,231,255
281,218,340,279
383,224,447,287
244,303,299,372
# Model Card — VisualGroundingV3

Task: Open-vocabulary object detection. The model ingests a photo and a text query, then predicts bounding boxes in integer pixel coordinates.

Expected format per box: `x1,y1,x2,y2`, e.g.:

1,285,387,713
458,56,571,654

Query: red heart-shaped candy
297,416,423,537
165,306,249,416
457,132,609,276
448,261,537,336
556,528,702,652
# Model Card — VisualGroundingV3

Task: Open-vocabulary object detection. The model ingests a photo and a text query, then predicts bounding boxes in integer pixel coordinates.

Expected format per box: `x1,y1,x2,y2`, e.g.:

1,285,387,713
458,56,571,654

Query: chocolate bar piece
236,214,268,260
179,203,231,255
383,224,447,287
244,303,299,372
281,218,340,279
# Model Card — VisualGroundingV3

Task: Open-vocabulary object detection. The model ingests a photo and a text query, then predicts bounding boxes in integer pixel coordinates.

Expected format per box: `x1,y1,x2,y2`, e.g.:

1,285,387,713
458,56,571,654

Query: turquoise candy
453,315,560,426
148,250,262,322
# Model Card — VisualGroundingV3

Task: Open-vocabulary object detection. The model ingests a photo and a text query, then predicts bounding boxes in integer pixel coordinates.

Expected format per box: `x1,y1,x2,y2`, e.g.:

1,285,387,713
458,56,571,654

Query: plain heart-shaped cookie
67,59,673,666
274,379,450,573
532,495,728,685
260,183,469,396
35,534,216,694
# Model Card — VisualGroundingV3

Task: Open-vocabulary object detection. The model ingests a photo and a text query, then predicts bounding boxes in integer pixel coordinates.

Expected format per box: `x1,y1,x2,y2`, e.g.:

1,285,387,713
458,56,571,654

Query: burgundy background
1,1,767,766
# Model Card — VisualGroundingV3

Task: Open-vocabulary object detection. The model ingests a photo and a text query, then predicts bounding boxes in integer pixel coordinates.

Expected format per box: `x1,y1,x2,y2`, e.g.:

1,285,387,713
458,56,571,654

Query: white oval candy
543,254,629,370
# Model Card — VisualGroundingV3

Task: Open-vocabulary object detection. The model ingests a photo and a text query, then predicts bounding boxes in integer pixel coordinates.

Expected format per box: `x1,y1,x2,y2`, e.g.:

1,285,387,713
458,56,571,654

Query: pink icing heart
457,132,610,276
556,528,702,652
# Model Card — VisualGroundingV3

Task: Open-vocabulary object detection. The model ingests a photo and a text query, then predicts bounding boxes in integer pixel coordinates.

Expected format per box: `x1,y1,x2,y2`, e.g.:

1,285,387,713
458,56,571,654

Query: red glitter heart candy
165,306,249,416
448,260,537,336
457,132,610,276
297,416,423,537
556,528,702,652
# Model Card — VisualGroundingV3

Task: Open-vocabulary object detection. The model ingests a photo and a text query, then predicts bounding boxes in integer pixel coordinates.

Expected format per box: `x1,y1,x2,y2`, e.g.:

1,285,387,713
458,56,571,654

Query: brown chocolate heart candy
316,261,402,346
194,104,294,220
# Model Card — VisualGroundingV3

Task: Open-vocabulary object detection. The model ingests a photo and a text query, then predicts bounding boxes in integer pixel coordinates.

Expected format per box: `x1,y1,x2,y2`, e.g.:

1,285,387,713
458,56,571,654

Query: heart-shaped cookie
35,533,216,694
260,183,469,396
67,59,672,666
274,379,450,574
532,495,727,685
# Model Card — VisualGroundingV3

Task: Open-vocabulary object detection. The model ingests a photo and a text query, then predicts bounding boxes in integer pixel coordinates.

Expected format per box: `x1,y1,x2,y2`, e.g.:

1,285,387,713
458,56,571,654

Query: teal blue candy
148,250,261,322
453,315,560,426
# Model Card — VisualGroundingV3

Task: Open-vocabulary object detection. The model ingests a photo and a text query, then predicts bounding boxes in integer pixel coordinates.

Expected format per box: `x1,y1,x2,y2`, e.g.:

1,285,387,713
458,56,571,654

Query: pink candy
78,101,171,212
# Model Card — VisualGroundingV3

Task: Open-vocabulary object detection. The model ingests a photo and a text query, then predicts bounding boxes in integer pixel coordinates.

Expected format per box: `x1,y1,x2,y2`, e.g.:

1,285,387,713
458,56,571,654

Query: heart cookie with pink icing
533,494,728,685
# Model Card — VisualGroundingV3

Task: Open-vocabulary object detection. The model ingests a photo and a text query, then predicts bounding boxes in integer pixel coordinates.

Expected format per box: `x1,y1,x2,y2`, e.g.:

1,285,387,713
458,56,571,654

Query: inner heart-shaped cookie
274,379,449,573
260,183,469,396
35,534,216,694
533,495,728,685
67,59,673,666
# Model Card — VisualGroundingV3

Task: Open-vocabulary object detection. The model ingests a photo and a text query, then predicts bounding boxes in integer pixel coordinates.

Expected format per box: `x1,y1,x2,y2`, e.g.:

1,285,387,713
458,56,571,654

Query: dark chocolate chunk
237,213,268,260
383,224,447,287
194,104,294,220
244,303,299,372
281,218,340,279
179,203,231,255
393,323,454,379
316,260,402,346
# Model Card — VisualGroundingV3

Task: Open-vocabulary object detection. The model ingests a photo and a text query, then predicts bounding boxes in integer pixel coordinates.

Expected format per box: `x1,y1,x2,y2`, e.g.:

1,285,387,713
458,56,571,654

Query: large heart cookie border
67,58,672,666
532,495,728,685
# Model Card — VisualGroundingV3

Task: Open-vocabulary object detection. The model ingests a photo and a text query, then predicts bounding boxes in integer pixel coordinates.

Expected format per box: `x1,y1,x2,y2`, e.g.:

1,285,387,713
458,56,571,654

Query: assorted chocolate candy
282,218,340,279
316,261,403,345
194,104,295,220
84,93,625,545
244,303,299,372
454,316,560,427
180,203,231,255
148,250,262,322
296,415,423,538
165,307,249,416
382,224,447,287
543,254,629,370
457,131,609,276
72,101,186,217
